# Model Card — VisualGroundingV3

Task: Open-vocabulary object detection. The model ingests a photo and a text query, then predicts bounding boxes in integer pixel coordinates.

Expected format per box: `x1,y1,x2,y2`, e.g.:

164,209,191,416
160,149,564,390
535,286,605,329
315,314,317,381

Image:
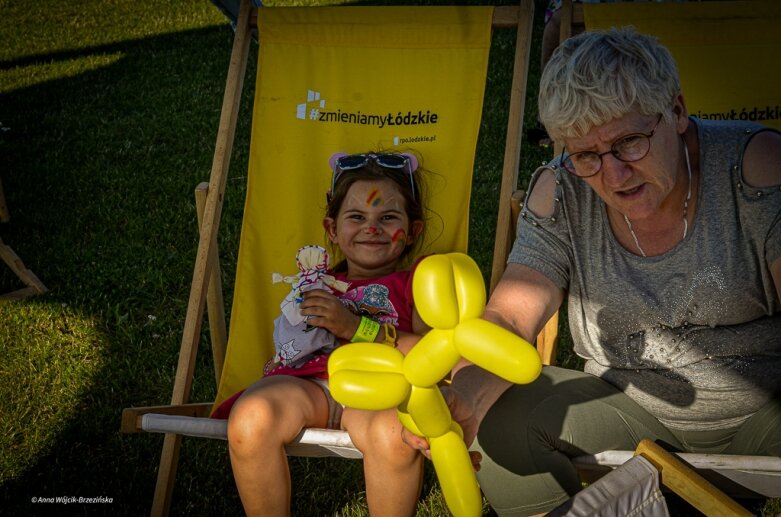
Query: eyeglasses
561,114,663,177
331,153,417,200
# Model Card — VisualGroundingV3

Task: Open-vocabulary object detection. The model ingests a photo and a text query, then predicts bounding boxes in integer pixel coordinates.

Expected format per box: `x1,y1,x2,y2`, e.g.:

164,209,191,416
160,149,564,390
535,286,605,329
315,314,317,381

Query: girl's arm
301,289,424,348
393,306,428,354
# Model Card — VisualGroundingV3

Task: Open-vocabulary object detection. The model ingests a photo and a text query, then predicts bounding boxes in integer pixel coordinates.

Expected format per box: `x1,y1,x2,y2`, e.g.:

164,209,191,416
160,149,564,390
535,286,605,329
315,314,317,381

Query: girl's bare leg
342,408,424,517
227,376,329,517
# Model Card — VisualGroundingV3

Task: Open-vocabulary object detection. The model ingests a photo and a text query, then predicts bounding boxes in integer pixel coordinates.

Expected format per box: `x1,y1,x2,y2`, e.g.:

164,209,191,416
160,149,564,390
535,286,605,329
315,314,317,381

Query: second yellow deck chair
529,0,781,503
121,1,535,514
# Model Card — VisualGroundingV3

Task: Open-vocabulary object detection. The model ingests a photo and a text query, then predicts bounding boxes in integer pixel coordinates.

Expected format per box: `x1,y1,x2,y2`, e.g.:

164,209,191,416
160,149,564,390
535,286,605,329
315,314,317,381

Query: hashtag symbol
309,108,319,120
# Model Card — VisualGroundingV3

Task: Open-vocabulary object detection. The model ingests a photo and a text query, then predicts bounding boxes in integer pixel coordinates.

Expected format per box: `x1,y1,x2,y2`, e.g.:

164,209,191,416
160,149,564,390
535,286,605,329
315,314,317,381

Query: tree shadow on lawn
0,22,337,515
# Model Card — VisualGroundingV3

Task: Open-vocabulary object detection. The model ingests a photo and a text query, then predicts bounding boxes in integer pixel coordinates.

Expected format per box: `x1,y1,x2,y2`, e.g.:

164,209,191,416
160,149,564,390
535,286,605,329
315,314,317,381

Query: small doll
268,245,349,371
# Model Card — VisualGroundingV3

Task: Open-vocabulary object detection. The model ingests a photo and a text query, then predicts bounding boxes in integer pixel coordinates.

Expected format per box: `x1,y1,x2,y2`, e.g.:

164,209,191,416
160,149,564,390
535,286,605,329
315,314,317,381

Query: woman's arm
742,130,781,300
482,263,565,343
404,164,567,453
404,263,565,454
447,264,565,444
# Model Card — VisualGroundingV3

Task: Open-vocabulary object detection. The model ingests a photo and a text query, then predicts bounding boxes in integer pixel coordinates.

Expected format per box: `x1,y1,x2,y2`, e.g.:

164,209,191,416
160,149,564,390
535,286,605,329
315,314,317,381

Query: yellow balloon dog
328,253,542,517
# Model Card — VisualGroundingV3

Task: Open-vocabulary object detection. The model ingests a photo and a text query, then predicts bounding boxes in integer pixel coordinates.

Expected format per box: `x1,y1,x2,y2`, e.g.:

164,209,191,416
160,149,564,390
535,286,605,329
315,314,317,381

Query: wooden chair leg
0,175,47,299
146,2,254,513
151,433,183,517
0,176,10,223
489,0,534,294
0,236,47,300
195,182,228,386
535,311,559,366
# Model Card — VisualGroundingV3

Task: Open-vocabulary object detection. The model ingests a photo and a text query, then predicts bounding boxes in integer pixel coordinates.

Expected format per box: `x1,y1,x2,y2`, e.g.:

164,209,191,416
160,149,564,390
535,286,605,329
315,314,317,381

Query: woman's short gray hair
539,26,680,141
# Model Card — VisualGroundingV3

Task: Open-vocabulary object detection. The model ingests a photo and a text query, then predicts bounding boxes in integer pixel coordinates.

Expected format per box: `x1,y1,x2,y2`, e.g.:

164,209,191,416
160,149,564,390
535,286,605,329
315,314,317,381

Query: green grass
0,1,777,516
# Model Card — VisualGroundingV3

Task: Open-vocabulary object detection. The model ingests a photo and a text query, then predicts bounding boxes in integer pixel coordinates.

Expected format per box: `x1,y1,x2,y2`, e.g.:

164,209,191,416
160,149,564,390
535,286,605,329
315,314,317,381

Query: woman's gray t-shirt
509,118,781,431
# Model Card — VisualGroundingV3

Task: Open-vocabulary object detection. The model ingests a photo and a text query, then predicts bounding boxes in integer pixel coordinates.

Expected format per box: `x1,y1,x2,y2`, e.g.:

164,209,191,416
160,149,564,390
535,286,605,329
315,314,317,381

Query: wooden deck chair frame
550,438,758,516
0,175,47,300
528,0,781,502
121,1,537,514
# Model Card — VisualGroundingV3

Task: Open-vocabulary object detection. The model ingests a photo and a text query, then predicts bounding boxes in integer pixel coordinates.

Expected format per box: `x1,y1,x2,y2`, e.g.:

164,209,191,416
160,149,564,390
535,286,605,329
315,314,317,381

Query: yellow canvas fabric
584,1,781,131
214,7,494,409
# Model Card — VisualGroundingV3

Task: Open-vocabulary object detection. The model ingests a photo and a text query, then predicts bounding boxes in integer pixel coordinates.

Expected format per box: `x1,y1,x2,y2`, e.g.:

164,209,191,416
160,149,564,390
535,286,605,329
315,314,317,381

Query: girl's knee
227,395,277,447
357,413,417,462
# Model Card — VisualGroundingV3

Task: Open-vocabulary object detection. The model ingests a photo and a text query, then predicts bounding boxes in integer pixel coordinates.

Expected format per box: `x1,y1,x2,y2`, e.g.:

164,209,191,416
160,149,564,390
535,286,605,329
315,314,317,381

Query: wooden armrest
121,403,214,433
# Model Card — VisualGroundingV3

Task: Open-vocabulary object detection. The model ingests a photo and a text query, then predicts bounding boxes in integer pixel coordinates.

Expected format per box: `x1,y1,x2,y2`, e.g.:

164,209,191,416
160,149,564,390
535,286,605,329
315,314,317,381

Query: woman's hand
299,289,360,341
442,386,480,449
400,385,483,471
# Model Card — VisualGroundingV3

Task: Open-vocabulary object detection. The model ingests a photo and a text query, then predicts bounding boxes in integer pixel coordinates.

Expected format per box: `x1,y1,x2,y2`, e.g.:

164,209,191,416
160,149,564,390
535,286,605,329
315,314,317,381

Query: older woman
408,27,781,516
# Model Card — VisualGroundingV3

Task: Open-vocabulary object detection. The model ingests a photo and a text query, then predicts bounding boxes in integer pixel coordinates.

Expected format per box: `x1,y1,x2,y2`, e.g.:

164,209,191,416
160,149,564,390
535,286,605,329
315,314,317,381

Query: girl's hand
300,289,360,341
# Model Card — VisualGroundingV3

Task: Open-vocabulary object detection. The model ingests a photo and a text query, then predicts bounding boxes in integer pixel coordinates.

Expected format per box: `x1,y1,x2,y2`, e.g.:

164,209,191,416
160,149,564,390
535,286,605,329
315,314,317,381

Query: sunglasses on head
328,152,418,201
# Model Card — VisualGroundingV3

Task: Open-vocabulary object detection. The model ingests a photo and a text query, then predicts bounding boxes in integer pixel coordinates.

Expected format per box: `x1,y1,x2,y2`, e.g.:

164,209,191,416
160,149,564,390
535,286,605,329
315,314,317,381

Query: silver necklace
623,138,692,258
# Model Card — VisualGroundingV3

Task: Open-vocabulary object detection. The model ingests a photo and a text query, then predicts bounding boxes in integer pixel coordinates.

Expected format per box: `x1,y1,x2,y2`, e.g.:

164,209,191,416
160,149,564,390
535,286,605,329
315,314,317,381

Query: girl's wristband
350,316,380,343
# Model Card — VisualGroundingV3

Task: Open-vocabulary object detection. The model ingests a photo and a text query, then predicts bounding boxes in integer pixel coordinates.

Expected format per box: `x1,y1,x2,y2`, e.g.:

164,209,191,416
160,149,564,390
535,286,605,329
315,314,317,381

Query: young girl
227,151,430,517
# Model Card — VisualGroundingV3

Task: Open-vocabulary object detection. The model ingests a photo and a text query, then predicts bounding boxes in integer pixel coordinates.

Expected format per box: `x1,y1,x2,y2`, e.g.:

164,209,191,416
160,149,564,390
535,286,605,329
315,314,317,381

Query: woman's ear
672,93,689,134
323,218,338,243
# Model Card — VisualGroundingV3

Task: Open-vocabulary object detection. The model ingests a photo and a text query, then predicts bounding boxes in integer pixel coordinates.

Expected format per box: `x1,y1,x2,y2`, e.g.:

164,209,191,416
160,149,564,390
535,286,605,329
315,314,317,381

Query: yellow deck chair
121,1,535,514
528,0,781,503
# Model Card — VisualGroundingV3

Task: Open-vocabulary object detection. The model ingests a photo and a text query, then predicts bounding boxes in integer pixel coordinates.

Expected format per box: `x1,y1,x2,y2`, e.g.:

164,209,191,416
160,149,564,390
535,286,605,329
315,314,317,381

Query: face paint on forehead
343,181,404,212
365,183,403,208
366,188,382,207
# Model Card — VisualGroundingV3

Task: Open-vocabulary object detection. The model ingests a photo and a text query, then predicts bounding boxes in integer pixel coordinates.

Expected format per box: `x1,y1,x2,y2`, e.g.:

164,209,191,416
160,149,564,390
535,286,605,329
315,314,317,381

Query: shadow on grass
0,22,257,515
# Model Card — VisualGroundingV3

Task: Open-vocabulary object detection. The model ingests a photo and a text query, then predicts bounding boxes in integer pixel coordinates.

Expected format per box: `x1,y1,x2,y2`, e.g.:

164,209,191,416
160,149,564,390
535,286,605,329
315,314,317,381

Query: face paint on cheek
366,188,382,207
391,228,407,243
